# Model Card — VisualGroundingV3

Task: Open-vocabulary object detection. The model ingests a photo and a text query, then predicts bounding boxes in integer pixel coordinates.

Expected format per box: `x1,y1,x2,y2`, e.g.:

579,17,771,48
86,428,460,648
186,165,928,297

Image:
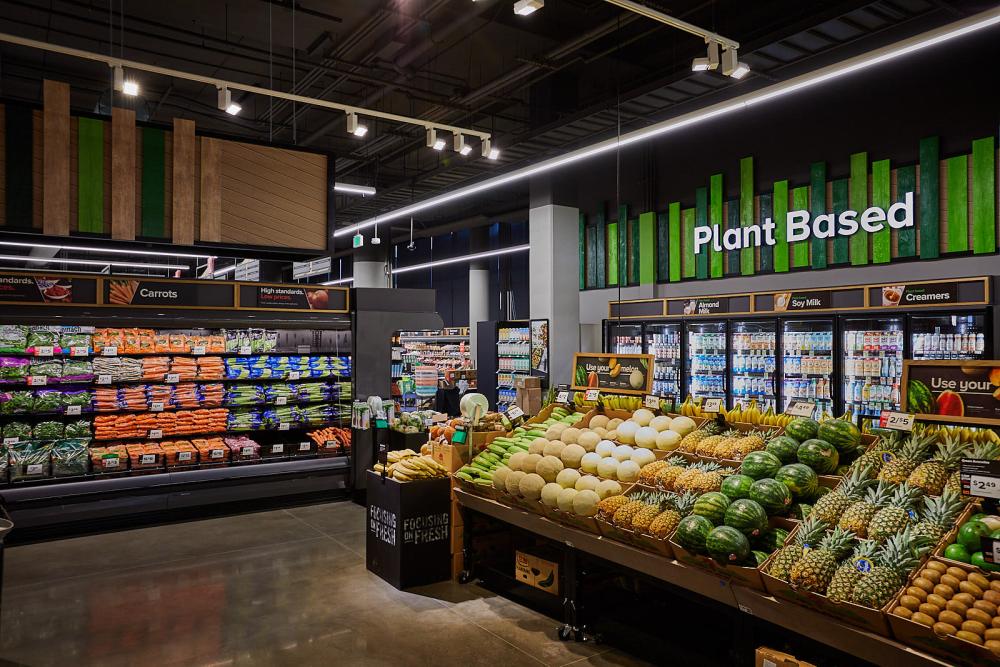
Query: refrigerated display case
646,323,681,399
842,317,904,419
910,314,988,360
730,320,777,411
687,322,727,404
497,322,530,411
781,320,834,420
607,322,643,355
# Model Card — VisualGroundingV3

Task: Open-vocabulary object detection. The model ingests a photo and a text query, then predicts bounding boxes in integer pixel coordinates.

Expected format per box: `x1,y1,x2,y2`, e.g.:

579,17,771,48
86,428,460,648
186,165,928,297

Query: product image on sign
906,361,1000,421
571,353,652,394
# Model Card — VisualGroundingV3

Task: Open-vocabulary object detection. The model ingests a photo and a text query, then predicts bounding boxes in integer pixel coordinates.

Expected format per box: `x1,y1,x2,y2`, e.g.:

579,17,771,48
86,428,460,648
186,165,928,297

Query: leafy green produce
62,389,92,408
59,333,91,350
29,359,63,378
0,326,27,354
25,330,58,349
0,391,33,414
0,357,30,381
9,441,51,481
3,421,32,439
61,360,93,381
64,420,91,438
33,390,65,413
52,438,89,477
33,421,65,440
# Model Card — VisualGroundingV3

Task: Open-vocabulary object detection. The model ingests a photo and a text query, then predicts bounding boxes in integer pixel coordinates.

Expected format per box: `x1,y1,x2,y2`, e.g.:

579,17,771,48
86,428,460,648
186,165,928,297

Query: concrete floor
0,501,651,666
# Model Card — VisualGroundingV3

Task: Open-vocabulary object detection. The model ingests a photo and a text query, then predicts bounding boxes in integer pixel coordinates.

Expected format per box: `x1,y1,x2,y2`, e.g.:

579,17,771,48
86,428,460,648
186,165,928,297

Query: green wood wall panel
4,105,33,228
759,193,773,272
628,217,640,284
726,202,740,275
871,158,891,263
585,223,597,289
791,186,809,267
669,202,681,282
656,212,669,282
831,179,849,264
896,166,917,258
739,157,754,275
849,152,869,265
971,136,996,255
682,208,695,279
919,137,940,259
77,117,105,234
595,211,606,288
946,154,968,252
773,180,789,273
638,212,656,284
709,174,723,278
810,162,827,269
580,214,586,289
618,205,629,286
607,222,618,286
140,127,166,238
695,187,709,279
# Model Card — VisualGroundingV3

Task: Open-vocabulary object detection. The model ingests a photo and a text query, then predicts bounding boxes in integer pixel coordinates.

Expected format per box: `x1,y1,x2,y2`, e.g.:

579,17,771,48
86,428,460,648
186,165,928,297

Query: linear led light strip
0,254,188,270
320,244,531,284
336,7,1000,238
334,183,377,196
0,240,212,259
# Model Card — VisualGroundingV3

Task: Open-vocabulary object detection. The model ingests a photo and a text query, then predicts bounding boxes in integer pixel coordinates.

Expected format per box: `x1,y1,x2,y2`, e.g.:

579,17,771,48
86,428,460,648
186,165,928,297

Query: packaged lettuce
34,421,65,440
60,360,93,382
0,326,27,354
10,441,50,481
3,421,32,440
25,329,59,350
0,391,33,414
64,420,92,438
29,359,62,379
52,438,89,477
33,389,65,413
0,357,30,382
62,389,92,409
59,332,92,351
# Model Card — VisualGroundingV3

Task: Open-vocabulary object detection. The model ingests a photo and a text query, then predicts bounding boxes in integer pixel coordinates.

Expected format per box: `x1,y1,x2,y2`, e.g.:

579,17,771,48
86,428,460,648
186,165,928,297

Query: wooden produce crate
546,507,601,535
453,475,497,501
669,537,765,591
930,502,981,569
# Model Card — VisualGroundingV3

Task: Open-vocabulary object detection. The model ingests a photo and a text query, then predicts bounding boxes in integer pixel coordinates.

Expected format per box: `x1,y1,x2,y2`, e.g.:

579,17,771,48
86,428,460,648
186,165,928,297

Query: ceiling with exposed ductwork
0,0,991,238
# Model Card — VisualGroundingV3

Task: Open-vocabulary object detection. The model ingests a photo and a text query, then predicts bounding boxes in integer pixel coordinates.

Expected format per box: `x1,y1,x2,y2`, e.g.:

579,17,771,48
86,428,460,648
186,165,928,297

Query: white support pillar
529,203,580,387
353,261,386,288
469,267,490,360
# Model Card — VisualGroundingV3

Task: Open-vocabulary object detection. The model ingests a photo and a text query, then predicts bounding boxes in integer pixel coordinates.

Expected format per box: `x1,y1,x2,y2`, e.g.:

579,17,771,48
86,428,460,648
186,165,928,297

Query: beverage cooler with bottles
730,320,777,411
842,317,904,419
781,320,835,419
607,322,643,355
910,313,987,360
687,322,727,403
646,323,681,399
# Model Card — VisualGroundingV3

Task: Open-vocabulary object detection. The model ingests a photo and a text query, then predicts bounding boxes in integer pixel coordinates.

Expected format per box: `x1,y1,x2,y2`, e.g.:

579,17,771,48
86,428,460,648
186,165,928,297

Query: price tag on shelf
970,476,1000,499
275,396,288,406
177,451,193,462
702,398,723,414
33,346,53,357
879,411,914,431
584,389,600,402
27,376,47,386
982,537,1000,565
69,346,89,357
786,400,816,418
210,449,225,459
506,405,525,421
191,345,206,356
65,405,82,416
556,391,569,404
140,454,157,465
960,458,1000,499
239,346,252,355
26,463,44,475
102,346,118,357
287,371,301,381
324,440,338,450
298,442,312,452
241,446,254,457
296,345,311,354
164,373,180,384
278,423,291,431
102,456,120,469
644,395,661,410
97,374,112,385
148,429,163,439
3,437,18,445
271,444,285,454
150,402,165,412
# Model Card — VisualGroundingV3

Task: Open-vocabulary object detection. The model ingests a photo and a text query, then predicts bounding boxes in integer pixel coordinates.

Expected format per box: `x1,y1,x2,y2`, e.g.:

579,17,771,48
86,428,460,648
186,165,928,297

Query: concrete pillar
353,233,388,288
529,203,580,387
469,226,491,361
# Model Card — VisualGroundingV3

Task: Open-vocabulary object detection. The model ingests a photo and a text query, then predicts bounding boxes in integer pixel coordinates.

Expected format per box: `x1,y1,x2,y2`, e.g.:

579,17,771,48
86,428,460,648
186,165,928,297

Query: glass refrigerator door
781,320,835,420
646,323,681,400
687,322,727,403
730,320,777,411
911,313,987,361
607,322,643,355
842,317,904,419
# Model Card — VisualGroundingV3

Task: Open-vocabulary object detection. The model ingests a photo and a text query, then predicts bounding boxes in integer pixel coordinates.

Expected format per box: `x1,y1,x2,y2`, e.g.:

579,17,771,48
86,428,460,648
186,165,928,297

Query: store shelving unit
393,328,473,411
496,322,530,411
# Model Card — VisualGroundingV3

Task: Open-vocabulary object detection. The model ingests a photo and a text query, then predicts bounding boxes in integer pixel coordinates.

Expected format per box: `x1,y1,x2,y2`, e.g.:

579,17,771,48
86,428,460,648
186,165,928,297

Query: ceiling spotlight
722,47,750,79
217,86,241,115
347,112,368,137
426,127,446,151
691,41,721,72
454,134,472,156
112,65,139,96
513,0,543,16
482,138,500,160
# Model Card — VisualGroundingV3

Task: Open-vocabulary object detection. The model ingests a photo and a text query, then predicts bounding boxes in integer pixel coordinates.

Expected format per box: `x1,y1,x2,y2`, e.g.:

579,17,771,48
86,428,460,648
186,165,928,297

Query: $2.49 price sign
960,458,1000,499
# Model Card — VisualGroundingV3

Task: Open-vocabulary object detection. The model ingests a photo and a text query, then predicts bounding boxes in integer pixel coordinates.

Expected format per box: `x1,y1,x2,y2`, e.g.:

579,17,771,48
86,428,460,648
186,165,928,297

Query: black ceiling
0,0,992,236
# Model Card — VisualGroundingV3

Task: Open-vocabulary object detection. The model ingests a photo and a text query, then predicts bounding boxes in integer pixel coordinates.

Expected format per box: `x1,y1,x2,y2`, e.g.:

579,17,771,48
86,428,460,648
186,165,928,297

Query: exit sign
353,233,364,249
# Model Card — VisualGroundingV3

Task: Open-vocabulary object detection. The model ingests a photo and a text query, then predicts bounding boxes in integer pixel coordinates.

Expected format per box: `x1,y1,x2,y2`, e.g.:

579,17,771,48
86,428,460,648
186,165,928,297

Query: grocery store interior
0,1,999,665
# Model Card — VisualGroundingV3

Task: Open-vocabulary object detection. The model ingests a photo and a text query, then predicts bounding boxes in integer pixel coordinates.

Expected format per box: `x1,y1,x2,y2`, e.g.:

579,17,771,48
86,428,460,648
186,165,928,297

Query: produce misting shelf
454,489,950,667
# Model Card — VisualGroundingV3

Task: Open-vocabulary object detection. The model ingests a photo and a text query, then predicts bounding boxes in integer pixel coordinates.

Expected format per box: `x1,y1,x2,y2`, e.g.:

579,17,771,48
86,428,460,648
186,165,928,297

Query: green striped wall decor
638,211,656,284
773,180,789,273
849,152,868,265
585,219,597,289
709,174,723,279
759,193,773,272
831,179,850,264
140,127,166,238
739,157,754,275
726,202,740,275
595,210,607,288
809,162,827,269
77,117,105,234
668,202,681,283
790,186,809,268
919,137,940,259
946,154,968,252
656,211,669,282
682,208,695,279
579,213,587,289
971,136,996,255
871,158,891,263
628,217,640,284
695,187,708,279
607,222,619,286
896,166,917,258
617,204,628,285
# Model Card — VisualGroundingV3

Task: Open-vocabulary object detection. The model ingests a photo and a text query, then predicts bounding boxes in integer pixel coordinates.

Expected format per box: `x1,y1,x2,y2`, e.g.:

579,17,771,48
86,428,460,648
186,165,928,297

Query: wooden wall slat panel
759,193,773,271
773,181,789,272
199,137,221,243
638,211,655,284
971,136,996,254
918,137,940,259
709,174,723,278
656,211,669,282
668,202,681,283
110,107,136,240
606,222,618,286
695,187,708,279
579,213,587,290
739,157,754,275
43,80,71,236
946,154,968,252
682,207,696,279
32,110,43,230
791,186,809,268
872,158,891,263
896,166,917,257
725,202,739,275
810,162,827,269
172,119,196,245
849,152,868,265
595,210,606,289
140,127,166,238
76,117,105,233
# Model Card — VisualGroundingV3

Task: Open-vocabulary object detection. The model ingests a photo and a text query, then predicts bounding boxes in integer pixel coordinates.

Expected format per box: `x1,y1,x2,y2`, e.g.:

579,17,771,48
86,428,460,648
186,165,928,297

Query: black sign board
365,471,452,589
775,290,830,311
905,361,1000,423
105,279,235,308
571,353,653,394
870,282,959,308
666,295,751,316
609,299,665,319
959,458,1000,499
0,273,98,305
239,284,349,312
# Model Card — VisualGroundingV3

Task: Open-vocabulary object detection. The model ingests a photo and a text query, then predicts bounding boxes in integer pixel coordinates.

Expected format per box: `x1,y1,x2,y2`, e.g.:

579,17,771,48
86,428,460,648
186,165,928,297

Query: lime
970,513,988,523
944,543,972,563
958,520,991,552
970,551,1000,572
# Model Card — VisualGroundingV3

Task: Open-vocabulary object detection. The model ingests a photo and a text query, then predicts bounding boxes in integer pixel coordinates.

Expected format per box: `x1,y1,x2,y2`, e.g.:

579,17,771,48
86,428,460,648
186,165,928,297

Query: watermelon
724,498,768,537
740,451,782,480
775,463,819,499
817,419,862,455
706,525,751,563
674,515,713,554
797,439,840,474
753,527,790,552
692,491,731,525
749,478,793,514
765,435,800,464
787,502,812,520
785,417,819,442
751,550,770,567
907,379,933,414
804,485,831,503
720,474,755,501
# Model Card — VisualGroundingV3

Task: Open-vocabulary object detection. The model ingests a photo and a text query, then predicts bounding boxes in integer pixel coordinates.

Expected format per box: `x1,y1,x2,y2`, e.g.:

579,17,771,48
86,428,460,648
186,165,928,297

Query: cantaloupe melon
557,487,578,512
576,431,601,452
519,473,546,500
522,453,542,474
616,421,638,445
630,448,656,467
589,415,610,430
573,489,600,516
560,444,586,469
543,440,566,458
656,430,682,451
536,455,564,482
529,437,548,455
580,451,601,473
575,474,600,492
631,408,655,427
613,444,634,462
596,479,622,499
541,482,562,507
617,460,640,482
556,467,581,489
597,457,619,479
649,415,673,432
634,426,658,449
560,427,581,445
505,470,526,496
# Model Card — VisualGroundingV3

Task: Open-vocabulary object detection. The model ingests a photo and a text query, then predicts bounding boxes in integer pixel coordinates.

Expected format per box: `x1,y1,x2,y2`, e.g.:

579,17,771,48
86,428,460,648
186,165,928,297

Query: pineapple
596,494,630,521
637,460,669,485
789,526,857,593
810,464,873,526
691,462,724,493
612,498,648,528
877,432,935,484
826,539,879,602
678,429,708,453
654,458,689,491
711,432,738,459
906,436,968,495
648,492,697,539
854,431,903,478
867,483,923,543
850,527,931,608
768,516,827,582
696,435,725,458
672,462,706,494
913,490,965,544
838,481,894,538
632,491,674,533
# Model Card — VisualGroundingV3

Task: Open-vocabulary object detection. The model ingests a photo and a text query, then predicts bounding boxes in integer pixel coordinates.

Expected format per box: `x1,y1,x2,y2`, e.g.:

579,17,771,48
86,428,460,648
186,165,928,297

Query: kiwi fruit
918,603,941,618
940,574,962,590
893,606,912,619
967,609,992,626
926,593,948,609
899,595,920,611
974,600,998,616
933,622,957,636
921,569,942,584
907,586,928,602
960,581,984,598
963,620,987,636
945,600,968,616
933,584,955,600
957,630,984,645
947,567,969,581
938,610,964,628
911,612,935,627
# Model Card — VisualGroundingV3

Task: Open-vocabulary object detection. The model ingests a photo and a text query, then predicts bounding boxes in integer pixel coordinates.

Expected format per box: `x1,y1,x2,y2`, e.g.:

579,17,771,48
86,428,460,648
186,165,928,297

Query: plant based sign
694,192,914,254
904,361,1000,422
571,353,652,394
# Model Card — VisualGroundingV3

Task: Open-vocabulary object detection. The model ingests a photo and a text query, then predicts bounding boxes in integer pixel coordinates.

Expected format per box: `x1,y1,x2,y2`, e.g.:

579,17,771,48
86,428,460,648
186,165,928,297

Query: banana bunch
920,423,1000,445
677,396,704,418
374,452,449,481
571,392,642,412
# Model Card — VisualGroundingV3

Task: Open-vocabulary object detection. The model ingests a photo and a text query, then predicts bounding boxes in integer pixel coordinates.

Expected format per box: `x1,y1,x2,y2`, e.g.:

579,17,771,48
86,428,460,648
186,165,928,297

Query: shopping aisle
0,502,649,667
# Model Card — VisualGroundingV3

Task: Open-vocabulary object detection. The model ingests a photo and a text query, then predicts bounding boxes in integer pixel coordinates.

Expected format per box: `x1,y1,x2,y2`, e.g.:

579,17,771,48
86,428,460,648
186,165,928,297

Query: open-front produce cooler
0,271,354,529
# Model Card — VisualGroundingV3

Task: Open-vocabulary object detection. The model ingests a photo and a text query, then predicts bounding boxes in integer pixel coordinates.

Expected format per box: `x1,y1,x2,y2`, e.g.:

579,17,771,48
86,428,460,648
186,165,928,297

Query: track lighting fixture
347,112,368,137
217,86,241,115
514,0,544,15
691,41,720,72
482,138,500,160
454,134,472,156
722,47,750,79
112,65,139,96
426,127,446,151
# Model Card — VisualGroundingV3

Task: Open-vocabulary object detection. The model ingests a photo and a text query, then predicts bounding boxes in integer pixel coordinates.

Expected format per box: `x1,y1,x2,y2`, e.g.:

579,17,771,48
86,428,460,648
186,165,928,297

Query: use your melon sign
571,353,653,395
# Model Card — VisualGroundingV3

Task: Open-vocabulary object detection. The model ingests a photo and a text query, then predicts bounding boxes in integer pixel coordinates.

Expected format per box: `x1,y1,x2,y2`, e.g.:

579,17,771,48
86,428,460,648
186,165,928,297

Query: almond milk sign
693,192,914,254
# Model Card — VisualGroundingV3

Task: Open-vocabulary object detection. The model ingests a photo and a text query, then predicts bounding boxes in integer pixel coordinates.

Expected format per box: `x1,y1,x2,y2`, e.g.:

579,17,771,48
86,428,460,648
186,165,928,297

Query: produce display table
454,489,952,667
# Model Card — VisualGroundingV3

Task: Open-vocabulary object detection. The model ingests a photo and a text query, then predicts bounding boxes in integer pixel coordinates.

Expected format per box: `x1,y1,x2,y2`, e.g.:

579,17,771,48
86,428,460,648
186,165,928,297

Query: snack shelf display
397,329,471,378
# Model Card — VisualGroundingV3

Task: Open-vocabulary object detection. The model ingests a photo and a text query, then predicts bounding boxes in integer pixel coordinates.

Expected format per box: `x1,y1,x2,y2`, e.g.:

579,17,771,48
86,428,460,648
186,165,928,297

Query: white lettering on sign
879,411,915,431
401,512,450,545
369,504,397,546
786,401,816,418
556,391,569,404
969,475,1000,499
139,288,178,299
694,192,913,254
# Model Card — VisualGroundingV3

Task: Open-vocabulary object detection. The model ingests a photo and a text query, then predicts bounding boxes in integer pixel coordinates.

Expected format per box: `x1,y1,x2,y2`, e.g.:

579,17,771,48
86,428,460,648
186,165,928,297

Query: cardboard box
515,375,541,389
755,647,816,667
432,442,471,472
451,524,464,554
516,387,542,415
515,551,560,596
